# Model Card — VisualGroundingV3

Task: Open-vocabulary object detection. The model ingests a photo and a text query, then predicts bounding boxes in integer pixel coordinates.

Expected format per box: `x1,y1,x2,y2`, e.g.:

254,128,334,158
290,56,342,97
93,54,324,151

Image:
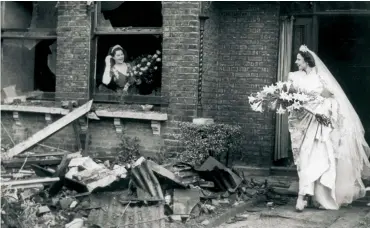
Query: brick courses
55,1,91,100
161,1,201,157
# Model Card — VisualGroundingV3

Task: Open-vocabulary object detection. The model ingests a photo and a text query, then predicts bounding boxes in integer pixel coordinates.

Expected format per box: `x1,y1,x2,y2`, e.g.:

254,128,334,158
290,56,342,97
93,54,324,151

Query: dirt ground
215,203,370,228
165,199,370,228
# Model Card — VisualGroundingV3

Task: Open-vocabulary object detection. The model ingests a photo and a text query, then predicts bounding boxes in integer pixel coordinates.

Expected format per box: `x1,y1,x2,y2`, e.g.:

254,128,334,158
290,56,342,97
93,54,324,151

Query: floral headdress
299,45,309,53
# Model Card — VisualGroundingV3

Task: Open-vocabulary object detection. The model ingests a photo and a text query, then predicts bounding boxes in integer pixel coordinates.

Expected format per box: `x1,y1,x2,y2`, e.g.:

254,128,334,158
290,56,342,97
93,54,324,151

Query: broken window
98,1,162,28
92,1,164,103
1,1,58,102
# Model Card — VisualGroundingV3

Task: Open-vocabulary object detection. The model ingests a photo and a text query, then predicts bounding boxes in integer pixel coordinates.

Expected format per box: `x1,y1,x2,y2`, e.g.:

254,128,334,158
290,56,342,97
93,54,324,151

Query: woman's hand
105,55,112,67
315,113,331,126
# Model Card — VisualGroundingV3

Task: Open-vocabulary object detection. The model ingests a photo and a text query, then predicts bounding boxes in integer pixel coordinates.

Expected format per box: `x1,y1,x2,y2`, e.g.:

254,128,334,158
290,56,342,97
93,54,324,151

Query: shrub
117,135,141,164
178,122,243,166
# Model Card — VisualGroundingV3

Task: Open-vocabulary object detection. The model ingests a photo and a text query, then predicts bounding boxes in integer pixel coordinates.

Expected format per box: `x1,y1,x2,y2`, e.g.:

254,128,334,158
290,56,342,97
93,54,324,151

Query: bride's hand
315,113,331,126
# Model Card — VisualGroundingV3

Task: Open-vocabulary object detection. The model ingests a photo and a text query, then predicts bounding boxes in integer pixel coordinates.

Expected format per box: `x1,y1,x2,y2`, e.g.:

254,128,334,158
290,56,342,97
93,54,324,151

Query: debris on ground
1,146,276,227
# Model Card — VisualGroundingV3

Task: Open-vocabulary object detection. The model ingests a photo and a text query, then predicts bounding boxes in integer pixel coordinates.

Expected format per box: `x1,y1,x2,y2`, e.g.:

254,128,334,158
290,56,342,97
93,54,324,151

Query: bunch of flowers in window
129,50,162,88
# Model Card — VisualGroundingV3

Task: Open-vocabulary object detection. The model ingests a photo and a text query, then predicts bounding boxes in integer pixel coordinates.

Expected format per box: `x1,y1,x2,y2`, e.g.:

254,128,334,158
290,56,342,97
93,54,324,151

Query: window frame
90,2,168,105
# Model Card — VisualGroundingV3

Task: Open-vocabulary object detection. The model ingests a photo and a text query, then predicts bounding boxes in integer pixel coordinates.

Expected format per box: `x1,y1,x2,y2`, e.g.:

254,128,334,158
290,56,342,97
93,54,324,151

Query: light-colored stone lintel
1,105,69,115
95,110,167,121
0,105,168,121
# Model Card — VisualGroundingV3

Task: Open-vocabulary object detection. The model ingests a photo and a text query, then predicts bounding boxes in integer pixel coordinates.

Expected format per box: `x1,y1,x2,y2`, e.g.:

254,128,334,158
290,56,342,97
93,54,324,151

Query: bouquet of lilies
248,81,332,126
129,50,162,86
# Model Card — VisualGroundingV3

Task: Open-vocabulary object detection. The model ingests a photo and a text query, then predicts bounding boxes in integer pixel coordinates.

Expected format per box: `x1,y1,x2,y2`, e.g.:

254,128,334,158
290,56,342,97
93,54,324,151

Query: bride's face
113,50,125,64
295,53,307,71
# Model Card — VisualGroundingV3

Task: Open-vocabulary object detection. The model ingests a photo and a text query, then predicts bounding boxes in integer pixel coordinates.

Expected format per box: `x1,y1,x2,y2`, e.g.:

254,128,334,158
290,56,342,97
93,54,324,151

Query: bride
288,45,370,211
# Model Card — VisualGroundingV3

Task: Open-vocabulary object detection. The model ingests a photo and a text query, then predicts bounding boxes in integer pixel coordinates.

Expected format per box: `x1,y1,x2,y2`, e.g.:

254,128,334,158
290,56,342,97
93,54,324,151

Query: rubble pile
1,151,275,227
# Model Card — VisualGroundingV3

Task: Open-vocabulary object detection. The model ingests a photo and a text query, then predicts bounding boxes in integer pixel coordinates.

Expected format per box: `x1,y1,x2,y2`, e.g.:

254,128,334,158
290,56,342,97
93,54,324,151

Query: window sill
0,104,167,121
1,103,167,135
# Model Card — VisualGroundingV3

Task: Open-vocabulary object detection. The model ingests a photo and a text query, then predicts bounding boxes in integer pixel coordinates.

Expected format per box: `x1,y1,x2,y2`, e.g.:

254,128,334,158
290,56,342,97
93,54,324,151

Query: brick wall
56,1,91,100
202,2,280,166
1,112,77,152
88,118,164,159
161,1,201,157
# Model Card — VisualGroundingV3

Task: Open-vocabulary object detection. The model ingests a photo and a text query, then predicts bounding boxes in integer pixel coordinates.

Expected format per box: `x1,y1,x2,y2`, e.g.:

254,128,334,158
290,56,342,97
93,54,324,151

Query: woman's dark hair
109,46,128,62
298,51,315,67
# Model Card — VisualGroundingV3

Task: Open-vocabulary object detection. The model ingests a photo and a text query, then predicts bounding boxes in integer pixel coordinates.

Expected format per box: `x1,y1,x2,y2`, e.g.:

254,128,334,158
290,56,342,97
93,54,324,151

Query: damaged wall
88,119,164,159
1,112,77,151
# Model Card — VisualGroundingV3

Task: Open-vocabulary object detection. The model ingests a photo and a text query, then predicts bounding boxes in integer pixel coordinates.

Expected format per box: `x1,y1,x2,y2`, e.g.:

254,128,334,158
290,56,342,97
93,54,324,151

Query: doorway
318,16,370,145
274,15,370,167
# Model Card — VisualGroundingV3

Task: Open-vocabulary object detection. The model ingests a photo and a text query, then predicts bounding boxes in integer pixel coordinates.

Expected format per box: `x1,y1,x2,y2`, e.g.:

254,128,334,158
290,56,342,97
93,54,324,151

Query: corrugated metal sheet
196,156,242,192
87,192,166,228
131,158,164,199
167,163,200,185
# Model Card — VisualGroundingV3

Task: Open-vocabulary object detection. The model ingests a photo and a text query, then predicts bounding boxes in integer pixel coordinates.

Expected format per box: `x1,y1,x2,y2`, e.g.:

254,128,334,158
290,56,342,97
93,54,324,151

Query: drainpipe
193,2,213,125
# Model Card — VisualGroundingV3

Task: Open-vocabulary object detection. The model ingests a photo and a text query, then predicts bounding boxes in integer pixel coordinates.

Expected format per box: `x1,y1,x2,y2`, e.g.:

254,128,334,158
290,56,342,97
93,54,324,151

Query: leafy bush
117,135,141,163
178,122,243,166
117,135,166,165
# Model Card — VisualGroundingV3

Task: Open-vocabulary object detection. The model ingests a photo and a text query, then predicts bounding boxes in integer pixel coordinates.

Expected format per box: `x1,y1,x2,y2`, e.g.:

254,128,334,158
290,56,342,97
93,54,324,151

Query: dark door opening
318,16,370,145
274,15,370,167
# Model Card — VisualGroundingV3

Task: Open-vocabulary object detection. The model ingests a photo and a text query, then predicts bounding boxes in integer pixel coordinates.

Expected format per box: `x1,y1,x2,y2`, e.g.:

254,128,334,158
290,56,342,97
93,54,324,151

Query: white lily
276,81,284,90
248,95,257,103
279,91,293,101
263,84,276,95
276,105,286,114
251,101,263,112
292,101,302,110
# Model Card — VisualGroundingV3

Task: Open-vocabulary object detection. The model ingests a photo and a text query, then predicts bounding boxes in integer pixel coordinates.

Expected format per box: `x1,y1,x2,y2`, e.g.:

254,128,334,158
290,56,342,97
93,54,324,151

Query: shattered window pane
1,39,36,92
99,1,162,28
2,1,33,29
1,39,57,92
2,1,57,29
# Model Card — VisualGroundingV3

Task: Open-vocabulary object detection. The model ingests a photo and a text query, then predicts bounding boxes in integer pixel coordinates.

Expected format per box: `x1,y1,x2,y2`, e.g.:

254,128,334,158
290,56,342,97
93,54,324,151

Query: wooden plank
7,183,44,189
1,30,57,39
4,100,93,159
95,27,163,35
2,158,62,168
1,177,60,186
290,10,370,16
16,152,66,158
93,94,169,105
0,105,69,115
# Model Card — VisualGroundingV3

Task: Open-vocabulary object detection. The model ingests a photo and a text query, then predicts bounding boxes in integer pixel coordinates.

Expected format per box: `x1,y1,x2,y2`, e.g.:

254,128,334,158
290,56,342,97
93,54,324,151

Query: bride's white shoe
295,198,308,212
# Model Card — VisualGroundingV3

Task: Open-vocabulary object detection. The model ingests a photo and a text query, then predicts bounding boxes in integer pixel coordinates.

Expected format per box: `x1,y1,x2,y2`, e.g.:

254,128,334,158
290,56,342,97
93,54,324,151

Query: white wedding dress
288,69,370,209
